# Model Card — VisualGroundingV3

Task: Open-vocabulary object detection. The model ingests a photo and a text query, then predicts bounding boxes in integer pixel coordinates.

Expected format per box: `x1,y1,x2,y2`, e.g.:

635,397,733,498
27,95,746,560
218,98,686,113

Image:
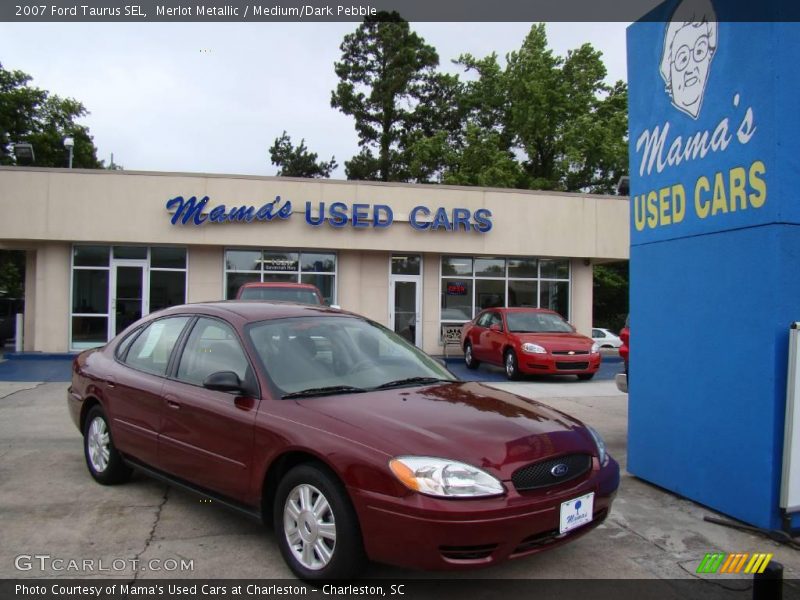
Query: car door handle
165,398,181,410
106,376,116,389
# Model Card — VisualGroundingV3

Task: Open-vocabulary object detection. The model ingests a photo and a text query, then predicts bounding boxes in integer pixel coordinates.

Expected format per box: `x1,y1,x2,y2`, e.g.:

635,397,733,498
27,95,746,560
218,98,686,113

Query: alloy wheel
283,483,337,570
87,416,110,473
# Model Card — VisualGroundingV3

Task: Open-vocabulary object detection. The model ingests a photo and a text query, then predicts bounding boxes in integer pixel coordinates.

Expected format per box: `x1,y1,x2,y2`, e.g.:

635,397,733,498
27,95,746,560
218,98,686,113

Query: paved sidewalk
0,381,797,586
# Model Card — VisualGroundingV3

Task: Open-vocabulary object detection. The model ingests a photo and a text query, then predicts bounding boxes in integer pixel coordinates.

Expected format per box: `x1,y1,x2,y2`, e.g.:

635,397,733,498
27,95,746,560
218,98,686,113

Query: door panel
159,381,258,499
157,317,258,500
110,316,190,465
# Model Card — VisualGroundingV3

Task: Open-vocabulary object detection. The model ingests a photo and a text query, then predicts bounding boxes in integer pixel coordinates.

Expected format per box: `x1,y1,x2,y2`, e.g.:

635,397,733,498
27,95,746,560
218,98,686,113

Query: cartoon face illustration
660,0,718,119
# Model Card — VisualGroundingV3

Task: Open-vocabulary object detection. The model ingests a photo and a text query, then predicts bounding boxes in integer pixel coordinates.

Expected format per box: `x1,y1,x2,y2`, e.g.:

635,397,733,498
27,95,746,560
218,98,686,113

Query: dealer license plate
559,492,594,534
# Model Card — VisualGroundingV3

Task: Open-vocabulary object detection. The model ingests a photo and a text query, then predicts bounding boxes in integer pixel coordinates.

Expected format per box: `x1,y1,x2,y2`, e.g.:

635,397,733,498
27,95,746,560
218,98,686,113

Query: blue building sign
628,0,800,531
165,195,493,233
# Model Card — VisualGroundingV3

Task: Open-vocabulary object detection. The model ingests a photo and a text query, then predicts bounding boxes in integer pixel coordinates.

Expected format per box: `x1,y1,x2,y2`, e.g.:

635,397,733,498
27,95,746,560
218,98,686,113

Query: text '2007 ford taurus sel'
68,302,619,579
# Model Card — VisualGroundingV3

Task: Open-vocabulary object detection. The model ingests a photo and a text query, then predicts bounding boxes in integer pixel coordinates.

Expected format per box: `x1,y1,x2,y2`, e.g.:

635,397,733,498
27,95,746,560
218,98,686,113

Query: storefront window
441,279,472,322
440,256,570,325
225,249,337,304
475,279,506,313
540,280,569,317
508,280,537,308
71,245,187,350
226,250,262,271
392,255,421,275
150,271,186,312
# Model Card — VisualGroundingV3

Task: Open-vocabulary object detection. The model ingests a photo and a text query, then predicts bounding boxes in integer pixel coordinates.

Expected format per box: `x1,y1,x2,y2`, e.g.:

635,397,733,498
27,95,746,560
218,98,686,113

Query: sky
0,22,630,177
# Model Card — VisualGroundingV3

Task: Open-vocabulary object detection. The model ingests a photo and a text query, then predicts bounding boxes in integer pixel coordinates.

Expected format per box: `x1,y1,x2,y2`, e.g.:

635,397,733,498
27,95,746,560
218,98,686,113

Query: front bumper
352,457,620,571
518,352,601,375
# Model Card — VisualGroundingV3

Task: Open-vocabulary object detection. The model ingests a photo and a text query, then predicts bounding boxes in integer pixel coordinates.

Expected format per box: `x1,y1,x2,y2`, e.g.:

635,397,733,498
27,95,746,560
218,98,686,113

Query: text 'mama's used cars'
68,302,619,579
461,308,601,381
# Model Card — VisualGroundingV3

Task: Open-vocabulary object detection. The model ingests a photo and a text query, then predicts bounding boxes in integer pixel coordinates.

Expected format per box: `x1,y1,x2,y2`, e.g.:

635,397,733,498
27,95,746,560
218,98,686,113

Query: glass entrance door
110,261,148,337
390,277,421,347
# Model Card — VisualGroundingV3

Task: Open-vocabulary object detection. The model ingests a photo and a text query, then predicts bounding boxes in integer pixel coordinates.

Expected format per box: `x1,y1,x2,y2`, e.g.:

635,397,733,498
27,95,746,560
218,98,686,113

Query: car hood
297,381,596,480
513,331,593,351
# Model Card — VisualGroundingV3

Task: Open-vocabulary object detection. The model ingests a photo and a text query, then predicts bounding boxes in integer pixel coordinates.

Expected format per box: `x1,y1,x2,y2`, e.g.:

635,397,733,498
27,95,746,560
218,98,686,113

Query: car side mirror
203,371,245,393
489,324,502,333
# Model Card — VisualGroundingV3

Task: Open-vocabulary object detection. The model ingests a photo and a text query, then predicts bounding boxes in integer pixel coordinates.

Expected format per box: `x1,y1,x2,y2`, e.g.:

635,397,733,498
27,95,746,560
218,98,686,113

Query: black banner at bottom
1,579,798,600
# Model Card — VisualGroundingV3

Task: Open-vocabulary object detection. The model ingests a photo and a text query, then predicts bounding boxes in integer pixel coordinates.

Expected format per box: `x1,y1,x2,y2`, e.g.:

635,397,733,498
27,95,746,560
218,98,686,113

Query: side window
592,329,604,338
177,318,249,386
489,312,503,330
124,317,190,376
476,312,491,327
115,327,142,360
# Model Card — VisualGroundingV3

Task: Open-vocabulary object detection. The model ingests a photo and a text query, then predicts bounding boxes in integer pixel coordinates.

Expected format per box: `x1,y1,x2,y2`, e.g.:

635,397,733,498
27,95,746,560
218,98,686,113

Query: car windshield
506,312,573,333
240,287,321,304
247,316,456,397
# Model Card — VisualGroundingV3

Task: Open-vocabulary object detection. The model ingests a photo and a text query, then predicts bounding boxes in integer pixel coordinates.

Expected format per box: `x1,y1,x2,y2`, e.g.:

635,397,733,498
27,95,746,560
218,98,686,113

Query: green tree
0,62,102,168
448,25,627,193
505,25,627,192
331,11,439,182
269,131,337,178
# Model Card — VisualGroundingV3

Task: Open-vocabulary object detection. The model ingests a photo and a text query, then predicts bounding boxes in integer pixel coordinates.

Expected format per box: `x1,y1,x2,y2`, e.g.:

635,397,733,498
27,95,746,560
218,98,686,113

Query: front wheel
274,464,366,580
505,349,520,381
464,342,480,370
83,406,132,485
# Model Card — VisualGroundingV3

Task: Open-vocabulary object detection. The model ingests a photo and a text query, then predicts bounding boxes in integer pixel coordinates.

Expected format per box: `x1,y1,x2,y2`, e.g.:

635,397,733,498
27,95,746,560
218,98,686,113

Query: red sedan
68,302,618,579
461,308,601,380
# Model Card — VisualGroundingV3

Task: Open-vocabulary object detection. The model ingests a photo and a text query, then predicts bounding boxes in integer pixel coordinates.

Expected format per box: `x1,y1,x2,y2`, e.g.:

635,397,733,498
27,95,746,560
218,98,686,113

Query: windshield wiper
373,377,452,390
282,385,368,399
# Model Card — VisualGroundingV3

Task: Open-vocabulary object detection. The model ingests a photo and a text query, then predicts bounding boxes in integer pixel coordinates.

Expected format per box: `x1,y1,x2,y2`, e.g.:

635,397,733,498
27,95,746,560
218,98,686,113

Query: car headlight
389,456,504,498
591,342,600,354
586,426,608,466
522,342,547,354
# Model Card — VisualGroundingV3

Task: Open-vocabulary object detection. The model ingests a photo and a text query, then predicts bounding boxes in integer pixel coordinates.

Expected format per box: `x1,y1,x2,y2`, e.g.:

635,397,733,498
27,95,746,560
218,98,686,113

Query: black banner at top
2,0,800,22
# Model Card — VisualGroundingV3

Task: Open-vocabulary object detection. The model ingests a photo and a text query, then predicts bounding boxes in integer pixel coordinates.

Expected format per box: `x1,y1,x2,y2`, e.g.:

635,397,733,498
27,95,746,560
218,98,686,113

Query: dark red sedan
461,308,601,380
68,302,618,579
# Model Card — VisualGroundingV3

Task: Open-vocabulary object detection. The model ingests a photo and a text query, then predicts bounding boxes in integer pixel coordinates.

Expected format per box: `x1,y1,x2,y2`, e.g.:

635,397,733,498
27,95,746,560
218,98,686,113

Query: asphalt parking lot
0,380,798,589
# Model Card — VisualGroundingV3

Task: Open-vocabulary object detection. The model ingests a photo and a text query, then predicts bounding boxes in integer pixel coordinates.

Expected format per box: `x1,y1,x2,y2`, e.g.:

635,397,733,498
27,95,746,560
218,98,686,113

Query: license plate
559,492,594,534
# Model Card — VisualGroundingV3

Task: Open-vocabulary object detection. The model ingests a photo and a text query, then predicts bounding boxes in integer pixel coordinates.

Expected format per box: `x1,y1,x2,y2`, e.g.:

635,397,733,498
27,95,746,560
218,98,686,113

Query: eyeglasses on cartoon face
673,34,711,72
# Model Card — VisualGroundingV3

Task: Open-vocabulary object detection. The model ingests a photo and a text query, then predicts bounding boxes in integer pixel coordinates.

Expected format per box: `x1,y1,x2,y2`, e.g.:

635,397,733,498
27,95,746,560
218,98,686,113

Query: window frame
168,314,261,397
115,315,193,378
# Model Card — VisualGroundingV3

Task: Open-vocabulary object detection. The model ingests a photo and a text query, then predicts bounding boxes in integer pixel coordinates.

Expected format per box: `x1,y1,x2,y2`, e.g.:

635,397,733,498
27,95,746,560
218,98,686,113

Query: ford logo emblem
551,463,569,477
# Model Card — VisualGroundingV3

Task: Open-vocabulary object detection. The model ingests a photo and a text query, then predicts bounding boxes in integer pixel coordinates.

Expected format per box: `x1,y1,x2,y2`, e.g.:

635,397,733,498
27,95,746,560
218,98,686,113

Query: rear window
240,287,321,304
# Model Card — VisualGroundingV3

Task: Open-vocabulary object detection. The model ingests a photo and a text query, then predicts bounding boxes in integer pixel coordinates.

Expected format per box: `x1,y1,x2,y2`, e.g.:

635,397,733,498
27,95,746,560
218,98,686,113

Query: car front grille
555,361,590,370
552,350,589,355
511,454,592,491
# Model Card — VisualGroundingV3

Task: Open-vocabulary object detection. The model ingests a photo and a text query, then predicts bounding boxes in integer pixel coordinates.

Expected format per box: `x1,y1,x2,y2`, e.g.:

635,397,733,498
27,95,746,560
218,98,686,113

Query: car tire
274,464,366,581
464,342,480,370
504,349,520,381
577,373,595,381
83,405,132,485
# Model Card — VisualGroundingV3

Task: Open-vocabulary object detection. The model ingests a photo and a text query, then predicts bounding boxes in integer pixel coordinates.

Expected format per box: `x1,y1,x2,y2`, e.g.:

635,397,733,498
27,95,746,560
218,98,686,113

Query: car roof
153,301,347,323
240,282,319,290
483,307,559,315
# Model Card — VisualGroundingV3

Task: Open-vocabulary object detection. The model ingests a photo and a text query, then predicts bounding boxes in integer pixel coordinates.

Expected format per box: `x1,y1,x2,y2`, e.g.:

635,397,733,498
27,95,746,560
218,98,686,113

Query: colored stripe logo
697,552,773,574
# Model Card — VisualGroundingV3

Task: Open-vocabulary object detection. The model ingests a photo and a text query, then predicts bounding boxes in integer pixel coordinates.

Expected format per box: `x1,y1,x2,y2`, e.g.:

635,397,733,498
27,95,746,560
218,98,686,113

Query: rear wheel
274,464,365,580
504,349,520,381
577,373,595,381
464,342,480,370
83,405,132,485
